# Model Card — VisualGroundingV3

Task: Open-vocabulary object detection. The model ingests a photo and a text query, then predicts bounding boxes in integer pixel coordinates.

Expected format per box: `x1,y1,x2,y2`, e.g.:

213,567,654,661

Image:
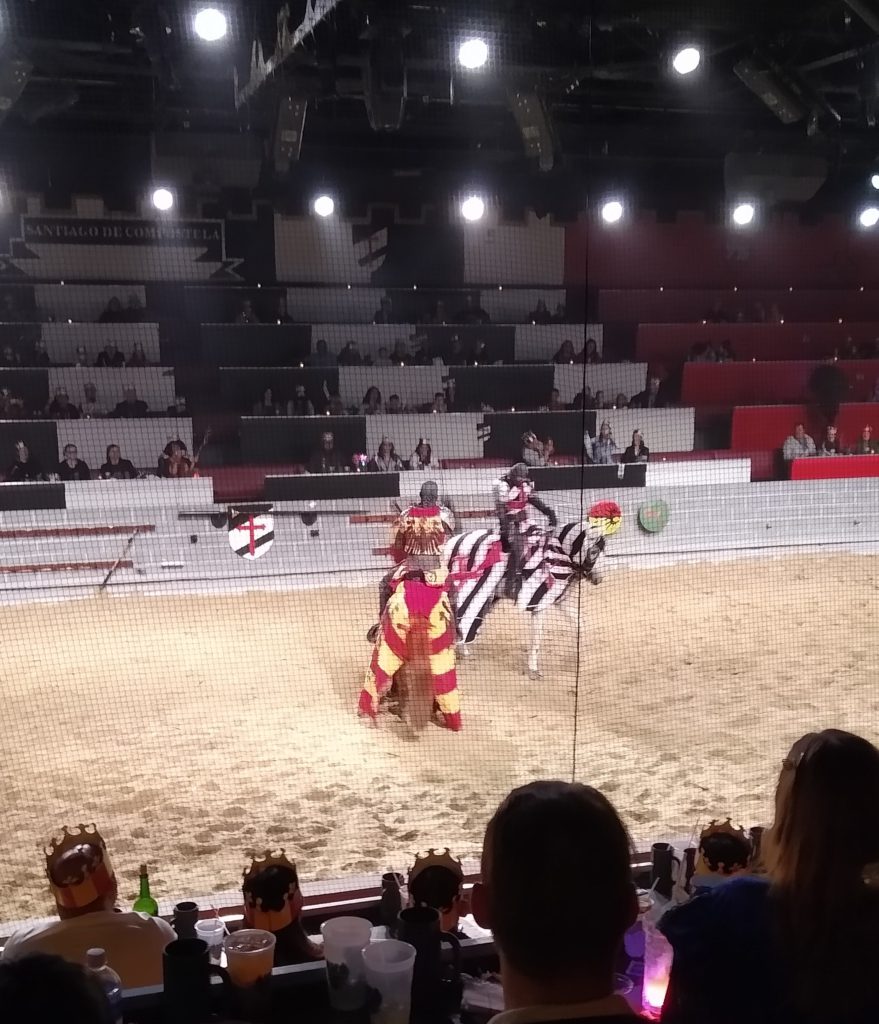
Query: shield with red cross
228,507,274,560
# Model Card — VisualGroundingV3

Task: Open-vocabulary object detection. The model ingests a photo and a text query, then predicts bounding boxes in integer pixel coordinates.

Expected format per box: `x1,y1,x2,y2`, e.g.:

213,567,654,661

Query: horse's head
556,522,607,577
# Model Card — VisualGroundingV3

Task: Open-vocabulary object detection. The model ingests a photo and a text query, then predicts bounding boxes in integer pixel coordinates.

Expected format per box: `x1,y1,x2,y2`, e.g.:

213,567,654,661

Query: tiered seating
682,360,878,407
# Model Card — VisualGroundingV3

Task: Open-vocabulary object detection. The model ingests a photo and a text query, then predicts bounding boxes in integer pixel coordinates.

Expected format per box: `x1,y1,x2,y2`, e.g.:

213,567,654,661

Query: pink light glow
643,974,670,1013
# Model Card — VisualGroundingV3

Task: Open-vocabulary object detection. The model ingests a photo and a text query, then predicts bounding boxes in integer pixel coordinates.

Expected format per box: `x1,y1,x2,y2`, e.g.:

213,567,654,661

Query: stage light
151,187,174,211
458,39,488,69
601,200,624,224
672,46,701,75
194,8,227,42
871,173,879,190
460,195,485,222
859,205,879,228
732,202,755,226
312,194,335,217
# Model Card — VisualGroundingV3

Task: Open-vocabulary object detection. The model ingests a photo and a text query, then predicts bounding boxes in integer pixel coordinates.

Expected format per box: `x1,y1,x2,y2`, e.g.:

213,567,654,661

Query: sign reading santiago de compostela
0,215,242,281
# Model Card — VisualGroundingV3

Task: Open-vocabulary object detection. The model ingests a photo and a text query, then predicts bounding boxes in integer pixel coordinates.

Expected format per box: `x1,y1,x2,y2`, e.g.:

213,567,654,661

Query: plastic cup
195,919,225,964
363,939,416,1024
223,929,276,988
321,916,373,1011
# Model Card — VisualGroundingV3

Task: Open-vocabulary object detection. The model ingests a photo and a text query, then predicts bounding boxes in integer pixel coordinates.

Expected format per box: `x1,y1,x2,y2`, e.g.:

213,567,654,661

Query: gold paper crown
242,849,300,932
408,848,464,888
695,818,750,876
45,823,115,910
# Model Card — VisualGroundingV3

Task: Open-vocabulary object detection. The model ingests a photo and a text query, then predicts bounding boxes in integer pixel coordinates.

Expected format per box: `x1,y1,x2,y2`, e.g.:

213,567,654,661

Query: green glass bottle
132,863,158,916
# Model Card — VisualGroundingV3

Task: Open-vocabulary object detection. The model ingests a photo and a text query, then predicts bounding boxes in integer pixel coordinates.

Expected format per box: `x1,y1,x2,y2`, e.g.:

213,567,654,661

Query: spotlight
601,200,624,224
460,195,485,222
194,8,227,42
458,38,489,70
871,173,879,190
151,187,174,212
312,195,335,218
672,46,702,76
732,202,756,226
859,206,879,228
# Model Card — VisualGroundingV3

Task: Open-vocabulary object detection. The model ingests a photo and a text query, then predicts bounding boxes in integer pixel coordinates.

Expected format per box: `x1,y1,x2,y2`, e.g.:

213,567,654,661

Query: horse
441,519,609,678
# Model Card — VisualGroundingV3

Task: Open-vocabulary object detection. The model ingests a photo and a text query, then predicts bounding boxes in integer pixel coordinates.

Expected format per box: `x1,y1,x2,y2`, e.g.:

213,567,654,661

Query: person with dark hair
630,376,666,409
6,441,46,482
529,299,553,325
99,445,137,480
57,444,91,481
48,388,81,420
620,429,649,464
582,338,602,364
455,294,490,325
337,340,363,365
782,423,816,460
32,338,52,366
386,393,403,414
241,854,321,966
373,296,394,324
127,341,148,367
158,440,193,478
234,298,260,325
97,297,125,324
307,431,345,474
411,438,433,470
368,437,404,472
408,850,464,935
521,430,554,467
310,338,336,368
852,424,878,455
362,386,383,415
95,343,125,368
472,781,641,1024
286,385,314,416
493,463,557,599
553,339,576,364
253,387,281,416
0,954,115,1024
112,386,149,418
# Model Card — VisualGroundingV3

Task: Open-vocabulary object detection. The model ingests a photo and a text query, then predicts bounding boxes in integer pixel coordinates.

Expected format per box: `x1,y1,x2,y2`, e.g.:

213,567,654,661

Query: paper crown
45,824,115,910
408,848,464,889
242,849,301,932
695,818,750,876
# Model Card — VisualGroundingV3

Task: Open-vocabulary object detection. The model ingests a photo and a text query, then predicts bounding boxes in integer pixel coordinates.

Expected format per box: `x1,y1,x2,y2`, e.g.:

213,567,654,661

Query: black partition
240,415,366,465
531,463,647,490
481,410,596,461
0,419,59,474
423,325,515,364
0,369,50,414
218,367,338,413
183,286,287,323
200,324,312,366
447,365,554,412
0,481,65,509
266,471,399,501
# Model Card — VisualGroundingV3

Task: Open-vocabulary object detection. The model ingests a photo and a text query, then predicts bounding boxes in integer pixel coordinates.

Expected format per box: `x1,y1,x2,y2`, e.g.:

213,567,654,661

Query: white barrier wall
592,408,695,452
337,366,445,409
34,284,147,323
462,215,566,285
64,477,213,510
56,417,193,469
42,323,161,364
48,367,176,413
554,363,648,403
516,324,603,360
365,414,483,462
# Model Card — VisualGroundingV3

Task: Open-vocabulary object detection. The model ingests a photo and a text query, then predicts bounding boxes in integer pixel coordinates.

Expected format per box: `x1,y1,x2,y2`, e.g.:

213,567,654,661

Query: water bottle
86,947,123,1024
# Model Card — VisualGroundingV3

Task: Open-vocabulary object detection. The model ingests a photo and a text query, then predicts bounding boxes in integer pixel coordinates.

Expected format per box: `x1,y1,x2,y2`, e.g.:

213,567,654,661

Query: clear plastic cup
195,918,225,964
362,939,417,1024
321,916,373,1011
223,929,276,988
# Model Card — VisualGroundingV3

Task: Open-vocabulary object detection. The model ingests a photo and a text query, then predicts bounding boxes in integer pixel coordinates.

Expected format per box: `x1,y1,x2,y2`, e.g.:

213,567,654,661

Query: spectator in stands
100,445,137,480
56,444,91,481
124,294,145,322
411,438,434,470
369,437,404,472
631,375,667,409
74,345,89,367
852,425,878,455
235,298,260,324
2,343,20,366
48,388,81,420
5,441,46,481
390,338,410,365
521,430,554,467
621,429,649,463
529,298,553,324
362,386,384,415
373,296,395,324
571,386,594,410
455,294,490,325
548,388,567,411
95,342,124,368
661,730,879,1024
273,294,293,324
614,393,629,409
712,339,735,363
97,297,126,323
31,338,52,366
554,339,576,364
472,338,492,365
447,335,467,365
582,338,602,364
167,394,187,415
0,954,115,1024
386,393,403,414
410,333,434,365
552,301,567,324
287,385,314,416
311,338,336,368
0,387,26,419
158,440,193,478
308,431,345,474
592,421,617,465
252,387,281,416
127,341,148,367
241,858,320,966
80,382,105,419
374,347,392,367
783,423,817,460
687,341,713,363
337,340,363,366
429,300,448,324
112,386,149,418
817,424,843,456
594,389,608,409
408,851,464,935
327,394,345,416
472,781,639,1024
431,392,447,414
1,825,174,987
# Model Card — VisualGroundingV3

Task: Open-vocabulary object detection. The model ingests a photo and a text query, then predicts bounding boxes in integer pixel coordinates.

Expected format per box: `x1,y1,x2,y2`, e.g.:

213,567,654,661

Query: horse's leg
527,612,543,679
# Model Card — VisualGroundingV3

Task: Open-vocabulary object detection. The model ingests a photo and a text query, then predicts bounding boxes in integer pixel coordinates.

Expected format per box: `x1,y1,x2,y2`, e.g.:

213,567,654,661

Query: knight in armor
493,462,557,599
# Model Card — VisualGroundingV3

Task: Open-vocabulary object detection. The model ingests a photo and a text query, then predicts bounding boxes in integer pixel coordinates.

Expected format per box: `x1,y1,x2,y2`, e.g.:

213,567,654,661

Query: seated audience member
1,343,20,366
410,438,433,470
287,385,314,416
592,421,617,465
241,852,321,966
167,394,188,415
548,388,567,411
817,424,843,456
552,302,567,323
386,393,404,414
1,824,174,988
521,430,554,467
410,333,433,365
0,387,26,418
582,338,602,364
48,388,81,420
712,340,735,363
362,386,384,415
112,386,149,418
74,345,89,367
158,441,193,478
97,297,125,323
337,340,363,366
852,424,878,455
554,339,576,364
0,954,115,1024
100,445,137,480
95,343,124,368
630,376,666,409
310,338,337,367
431,392,447,414
235,298,260,324
408,849,465,935
327,394,346,416
32,338,52,366
472,781,642,1024
56,444,91,481
447,335,467,365
373,296,395,324
80,382,105,419
614,393,629,409
594,389,608,410
390,338,410,365
529,298,553,324
687,341,713,363
455,294,490,325
661,730,879,1024
374,347,392,367
690,820,753,894
308,431,345,474
369,437,404,472
124,294,145,322
273,294,293,324
6,441,46,481
621,429,649,464
127,341,148,367
252,388,281,416
571,386,595,410
782,423,816,460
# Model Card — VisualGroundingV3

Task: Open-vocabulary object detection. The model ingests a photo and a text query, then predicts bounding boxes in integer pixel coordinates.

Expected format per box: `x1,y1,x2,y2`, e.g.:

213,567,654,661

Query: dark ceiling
4,1,879,208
